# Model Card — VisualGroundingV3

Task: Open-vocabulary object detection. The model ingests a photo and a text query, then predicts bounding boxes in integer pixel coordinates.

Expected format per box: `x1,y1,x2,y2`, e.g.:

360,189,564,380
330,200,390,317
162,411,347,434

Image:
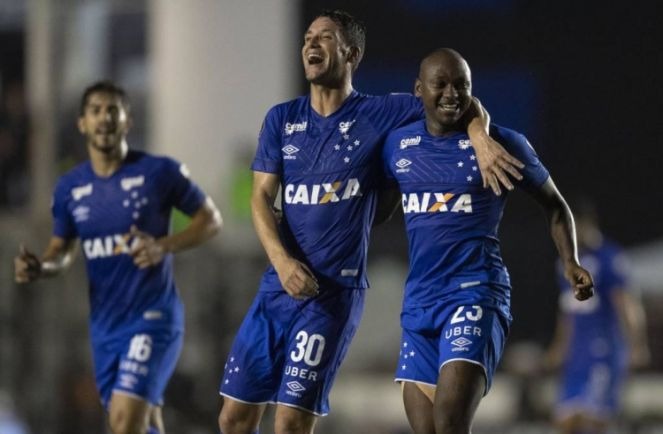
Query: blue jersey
557,240,630,359
252,91,423,290
383,121,549,315
52,150,206,339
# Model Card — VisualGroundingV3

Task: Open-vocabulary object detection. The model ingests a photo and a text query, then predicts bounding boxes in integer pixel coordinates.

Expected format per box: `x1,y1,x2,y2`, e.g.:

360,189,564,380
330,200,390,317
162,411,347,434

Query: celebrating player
382,48,594,434
14,81,222,434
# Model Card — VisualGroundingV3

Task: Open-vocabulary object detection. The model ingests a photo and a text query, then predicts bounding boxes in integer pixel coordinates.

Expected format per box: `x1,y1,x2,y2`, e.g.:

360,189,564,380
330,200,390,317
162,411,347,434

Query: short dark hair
316,10,366,66
79,80,130,116
567,194,599,223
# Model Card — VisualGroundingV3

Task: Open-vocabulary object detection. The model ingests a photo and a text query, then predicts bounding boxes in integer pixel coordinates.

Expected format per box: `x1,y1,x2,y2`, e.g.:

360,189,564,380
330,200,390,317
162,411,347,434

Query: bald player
382,48,594,434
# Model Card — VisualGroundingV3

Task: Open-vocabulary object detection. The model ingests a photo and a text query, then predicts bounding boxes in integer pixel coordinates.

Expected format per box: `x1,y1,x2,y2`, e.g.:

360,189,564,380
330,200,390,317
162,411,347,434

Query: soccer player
217,10,524,434
545,198,649,434
14,81,222,434
382,48,595,434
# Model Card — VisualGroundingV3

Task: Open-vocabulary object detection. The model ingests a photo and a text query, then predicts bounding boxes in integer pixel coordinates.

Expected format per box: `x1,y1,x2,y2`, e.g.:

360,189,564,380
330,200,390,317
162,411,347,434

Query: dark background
302,0,662,343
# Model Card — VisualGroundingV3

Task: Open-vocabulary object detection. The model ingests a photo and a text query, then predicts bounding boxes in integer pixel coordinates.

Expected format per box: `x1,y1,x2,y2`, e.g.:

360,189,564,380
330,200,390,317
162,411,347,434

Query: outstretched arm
528,177,594,300
465,97,525,195
252,171,318,299
14,236,77,283
130,197,222,268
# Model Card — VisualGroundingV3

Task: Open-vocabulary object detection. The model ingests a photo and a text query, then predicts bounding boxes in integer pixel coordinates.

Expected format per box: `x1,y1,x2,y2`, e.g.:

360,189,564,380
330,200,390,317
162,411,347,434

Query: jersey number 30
290,330,326,367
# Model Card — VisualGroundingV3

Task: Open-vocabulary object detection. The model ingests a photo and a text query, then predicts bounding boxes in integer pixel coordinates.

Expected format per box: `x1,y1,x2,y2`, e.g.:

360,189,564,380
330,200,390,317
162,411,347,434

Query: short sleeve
494,127,550,192
605,249,631,290
162,158,207,216
251,105,283,174
51,179,77,239
377,94,425,130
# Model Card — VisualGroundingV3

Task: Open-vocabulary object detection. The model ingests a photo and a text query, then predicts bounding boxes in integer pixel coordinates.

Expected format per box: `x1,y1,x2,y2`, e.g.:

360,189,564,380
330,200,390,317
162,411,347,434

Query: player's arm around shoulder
465,98,524,195
527,179,594,301
14,236,78,283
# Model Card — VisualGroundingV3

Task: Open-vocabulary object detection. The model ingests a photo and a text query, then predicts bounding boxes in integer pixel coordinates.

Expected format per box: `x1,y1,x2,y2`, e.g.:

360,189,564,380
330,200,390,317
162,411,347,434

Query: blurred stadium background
1,1,661,433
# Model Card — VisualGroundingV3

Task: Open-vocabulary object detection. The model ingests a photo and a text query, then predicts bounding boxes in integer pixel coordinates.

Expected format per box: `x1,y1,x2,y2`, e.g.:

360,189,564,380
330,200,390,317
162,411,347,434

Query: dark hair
316,10,366,66
567,194,599,223
79,80,130,116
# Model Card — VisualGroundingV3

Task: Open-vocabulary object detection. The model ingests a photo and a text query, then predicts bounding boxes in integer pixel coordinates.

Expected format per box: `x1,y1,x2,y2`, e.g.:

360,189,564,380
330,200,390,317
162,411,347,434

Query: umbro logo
451,337,472,352
395,158,412,173
282,144,300,160
286,381,306,392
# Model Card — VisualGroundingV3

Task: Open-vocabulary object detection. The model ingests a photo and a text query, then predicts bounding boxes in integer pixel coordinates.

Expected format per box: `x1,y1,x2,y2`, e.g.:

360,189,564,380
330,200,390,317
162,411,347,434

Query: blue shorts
92,328,183,409
556,351,627,419
219,288,365,416
395,304,510,394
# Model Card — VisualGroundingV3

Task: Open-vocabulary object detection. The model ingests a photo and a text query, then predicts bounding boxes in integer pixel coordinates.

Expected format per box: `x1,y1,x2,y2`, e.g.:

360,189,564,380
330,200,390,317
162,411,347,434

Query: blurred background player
382,48,594,434
545,197,650,434
13,81,222,434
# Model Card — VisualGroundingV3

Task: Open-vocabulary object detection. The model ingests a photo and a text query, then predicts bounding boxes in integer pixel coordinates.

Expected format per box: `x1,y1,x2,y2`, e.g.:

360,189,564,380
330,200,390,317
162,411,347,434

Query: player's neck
309,82,353,117
425,118,463,137
88,140,129,177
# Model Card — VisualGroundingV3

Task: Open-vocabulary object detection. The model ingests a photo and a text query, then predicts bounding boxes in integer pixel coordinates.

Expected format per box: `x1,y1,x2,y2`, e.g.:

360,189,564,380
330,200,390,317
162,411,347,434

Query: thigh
402,382,435,434
276,288,365,416
109,392,151,433
435,360,485,423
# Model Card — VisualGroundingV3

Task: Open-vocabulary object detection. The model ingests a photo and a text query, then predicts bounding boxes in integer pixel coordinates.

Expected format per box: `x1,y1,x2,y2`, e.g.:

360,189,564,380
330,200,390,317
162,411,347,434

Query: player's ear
347,46,361,66
77,116,86,134
414,78,423,97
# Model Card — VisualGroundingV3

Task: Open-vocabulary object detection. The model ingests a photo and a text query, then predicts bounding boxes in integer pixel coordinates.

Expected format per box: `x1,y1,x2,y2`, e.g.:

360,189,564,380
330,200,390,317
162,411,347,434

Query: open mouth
438,103,459,113
307,53,324,65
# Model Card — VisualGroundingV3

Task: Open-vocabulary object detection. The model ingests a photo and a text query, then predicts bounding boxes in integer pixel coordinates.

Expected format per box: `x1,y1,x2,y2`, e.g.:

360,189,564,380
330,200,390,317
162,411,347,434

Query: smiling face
77,91,131,154
302,16,356,87
415,49,472,136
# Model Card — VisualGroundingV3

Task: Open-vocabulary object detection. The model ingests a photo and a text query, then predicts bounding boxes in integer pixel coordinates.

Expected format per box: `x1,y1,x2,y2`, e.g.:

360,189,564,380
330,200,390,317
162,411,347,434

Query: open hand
472,134,525,195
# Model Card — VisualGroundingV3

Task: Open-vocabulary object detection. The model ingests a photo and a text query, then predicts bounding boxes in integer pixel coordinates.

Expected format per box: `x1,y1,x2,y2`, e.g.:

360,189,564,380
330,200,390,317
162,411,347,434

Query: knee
434,415,469,434
218,408,255,434
433,403,471,434
109,409,148,434
274,412,314,434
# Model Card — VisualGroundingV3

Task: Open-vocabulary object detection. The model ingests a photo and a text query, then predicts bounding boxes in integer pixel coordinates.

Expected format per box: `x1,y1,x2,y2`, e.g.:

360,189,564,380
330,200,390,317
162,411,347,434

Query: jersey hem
111,389,161,406
394,378,437,388
275,400,328,417
218,392,275,406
